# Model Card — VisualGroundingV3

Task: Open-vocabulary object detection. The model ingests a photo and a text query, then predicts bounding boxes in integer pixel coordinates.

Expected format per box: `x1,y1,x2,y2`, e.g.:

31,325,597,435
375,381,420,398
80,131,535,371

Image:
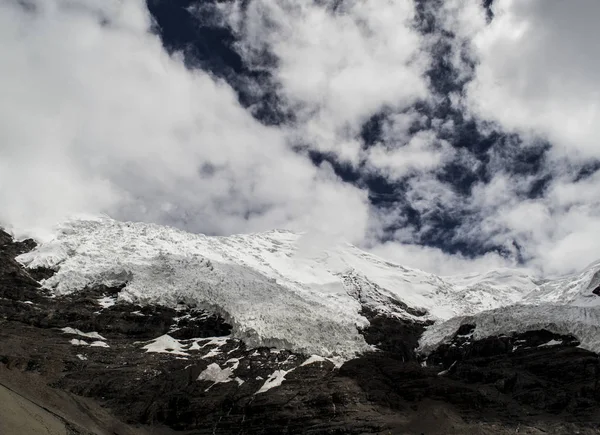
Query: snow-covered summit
521,260,600,306
16,217,600,357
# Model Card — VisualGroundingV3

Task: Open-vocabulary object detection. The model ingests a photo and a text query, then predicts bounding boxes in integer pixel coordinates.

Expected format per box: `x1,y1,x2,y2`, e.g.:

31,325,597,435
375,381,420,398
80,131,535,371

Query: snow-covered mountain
420,259,600,356
5,218,600,434
522,259,600,306
16,217,600,357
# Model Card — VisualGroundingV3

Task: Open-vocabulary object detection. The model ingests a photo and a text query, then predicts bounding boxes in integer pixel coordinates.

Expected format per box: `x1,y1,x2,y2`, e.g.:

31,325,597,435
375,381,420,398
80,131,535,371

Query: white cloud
451,170,600,276
369,242,515,276
406,0,600,276
465,0,600,161
366,115,455,180
0,0,368,242
4,0,600,280
222,0,431,165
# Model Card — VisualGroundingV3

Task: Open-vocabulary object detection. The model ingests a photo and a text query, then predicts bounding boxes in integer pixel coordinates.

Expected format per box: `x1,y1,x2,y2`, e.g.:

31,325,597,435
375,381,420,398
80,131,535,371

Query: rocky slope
3,223,600,434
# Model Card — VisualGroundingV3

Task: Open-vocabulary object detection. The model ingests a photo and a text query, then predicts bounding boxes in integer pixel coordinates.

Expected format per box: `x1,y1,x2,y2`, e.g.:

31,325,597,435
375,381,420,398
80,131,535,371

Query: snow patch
200,337,229,348
539,339,563,347
202,347,222,359
197,362,240,390
90,341,109,348
98,296,116,309
70,339,88,346
225,358,241,370
437,361,457,377
61,327,106,341
198,363,234,384
256,369,294,394
143,335,187,356
300,355,326,366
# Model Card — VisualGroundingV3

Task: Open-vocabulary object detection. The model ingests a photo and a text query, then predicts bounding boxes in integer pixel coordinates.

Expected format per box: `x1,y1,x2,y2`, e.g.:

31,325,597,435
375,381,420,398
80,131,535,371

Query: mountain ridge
15,216,600,358
3,222,600,433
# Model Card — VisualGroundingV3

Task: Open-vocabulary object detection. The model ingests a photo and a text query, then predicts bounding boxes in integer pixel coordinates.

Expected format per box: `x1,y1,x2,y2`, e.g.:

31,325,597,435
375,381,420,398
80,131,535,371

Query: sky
1,0,599,277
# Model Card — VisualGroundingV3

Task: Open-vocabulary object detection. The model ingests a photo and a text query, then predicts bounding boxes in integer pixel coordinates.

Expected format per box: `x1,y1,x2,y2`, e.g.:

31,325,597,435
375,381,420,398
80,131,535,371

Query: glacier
16,217,600,358
420,260,600,355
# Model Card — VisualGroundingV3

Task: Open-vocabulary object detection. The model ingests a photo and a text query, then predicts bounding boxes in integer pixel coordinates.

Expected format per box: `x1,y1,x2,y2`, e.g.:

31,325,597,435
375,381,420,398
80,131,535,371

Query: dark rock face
359,307,432,361
422,326,600,421
427,327,582,367
3,228,600,434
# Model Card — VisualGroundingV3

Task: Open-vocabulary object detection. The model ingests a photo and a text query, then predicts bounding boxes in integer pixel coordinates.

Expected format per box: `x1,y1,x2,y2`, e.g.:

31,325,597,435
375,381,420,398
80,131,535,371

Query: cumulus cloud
0,0,368,242
465,0,600,161
393,0,600,276
369,242,517,277
220,0,433,165
466,171,600,275
209,0,600,277
366,122,455,180
3,0,600,280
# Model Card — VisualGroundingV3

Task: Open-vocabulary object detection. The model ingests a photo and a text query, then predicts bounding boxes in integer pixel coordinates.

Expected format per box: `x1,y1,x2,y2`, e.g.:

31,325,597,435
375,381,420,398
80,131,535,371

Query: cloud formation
2,0,600,279
0,0,368,242
220,0,437,167
415,0,600,275
465,0,600,161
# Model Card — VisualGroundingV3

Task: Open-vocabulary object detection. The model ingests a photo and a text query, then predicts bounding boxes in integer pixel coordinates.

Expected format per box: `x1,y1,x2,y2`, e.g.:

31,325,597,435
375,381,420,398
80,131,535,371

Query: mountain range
2,218,600,434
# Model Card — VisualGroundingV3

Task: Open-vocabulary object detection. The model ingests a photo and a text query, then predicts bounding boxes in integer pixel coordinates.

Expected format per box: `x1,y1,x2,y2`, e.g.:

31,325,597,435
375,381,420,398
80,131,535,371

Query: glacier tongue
419,304,600,356
16,217,600,357
419,261,600,355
